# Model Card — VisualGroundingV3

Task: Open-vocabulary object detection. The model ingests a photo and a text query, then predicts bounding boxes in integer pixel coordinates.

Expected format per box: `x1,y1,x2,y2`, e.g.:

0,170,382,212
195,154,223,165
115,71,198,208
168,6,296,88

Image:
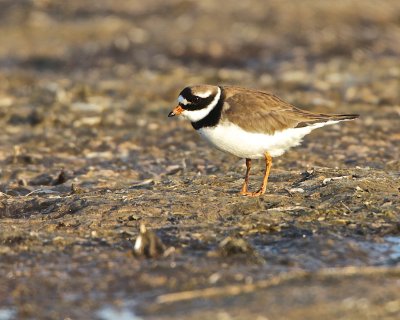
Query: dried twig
156,266,400,304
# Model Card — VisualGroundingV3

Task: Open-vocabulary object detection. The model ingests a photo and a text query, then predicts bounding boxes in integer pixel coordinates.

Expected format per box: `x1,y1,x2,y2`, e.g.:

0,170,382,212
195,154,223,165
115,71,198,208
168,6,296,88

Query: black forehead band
186,97,215,111
179,87,197,103
178,87,216,111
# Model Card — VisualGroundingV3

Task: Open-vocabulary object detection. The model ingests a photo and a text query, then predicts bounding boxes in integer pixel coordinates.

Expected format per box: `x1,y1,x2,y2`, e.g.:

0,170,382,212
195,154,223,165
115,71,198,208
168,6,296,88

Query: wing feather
221,86,349,134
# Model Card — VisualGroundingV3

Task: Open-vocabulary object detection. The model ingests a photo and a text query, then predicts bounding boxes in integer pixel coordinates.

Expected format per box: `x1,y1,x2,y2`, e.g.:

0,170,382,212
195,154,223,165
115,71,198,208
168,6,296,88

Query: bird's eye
193,96,200,103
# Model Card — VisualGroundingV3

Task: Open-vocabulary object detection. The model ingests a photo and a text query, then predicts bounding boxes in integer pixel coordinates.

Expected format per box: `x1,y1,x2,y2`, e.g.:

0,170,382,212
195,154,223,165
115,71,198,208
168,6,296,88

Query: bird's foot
239,188,265,197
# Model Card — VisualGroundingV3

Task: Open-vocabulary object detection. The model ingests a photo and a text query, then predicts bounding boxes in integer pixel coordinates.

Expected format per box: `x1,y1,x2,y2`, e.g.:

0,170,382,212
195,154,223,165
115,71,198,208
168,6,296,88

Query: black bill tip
168,111,175,117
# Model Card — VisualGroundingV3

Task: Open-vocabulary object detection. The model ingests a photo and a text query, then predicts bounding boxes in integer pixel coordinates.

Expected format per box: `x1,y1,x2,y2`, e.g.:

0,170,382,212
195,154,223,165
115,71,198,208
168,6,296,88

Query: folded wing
222,86,358,134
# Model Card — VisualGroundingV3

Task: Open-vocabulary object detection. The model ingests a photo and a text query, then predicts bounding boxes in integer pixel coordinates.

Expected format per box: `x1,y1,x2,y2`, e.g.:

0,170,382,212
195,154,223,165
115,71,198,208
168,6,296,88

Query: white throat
181,87,221,123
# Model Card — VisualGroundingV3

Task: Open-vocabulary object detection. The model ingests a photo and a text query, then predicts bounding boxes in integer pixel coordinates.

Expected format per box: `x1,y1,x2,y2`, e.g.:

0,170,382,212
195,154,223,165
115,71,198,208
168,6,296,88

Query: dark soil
0,1,399,319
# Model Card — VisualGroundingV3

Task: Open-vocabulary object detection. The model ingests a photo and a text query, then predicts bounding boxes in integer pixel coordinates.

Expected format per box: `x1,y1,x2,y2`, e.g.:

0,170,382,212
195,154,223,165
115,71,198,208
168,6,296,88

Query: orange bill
168,105,184,117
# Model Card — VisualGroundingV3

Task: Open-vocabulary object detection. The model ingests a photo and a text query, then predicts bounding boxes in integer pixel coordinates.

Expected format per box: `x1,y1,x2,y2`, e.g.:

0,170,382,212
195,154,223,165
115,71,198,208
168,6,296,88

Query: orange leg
240,152,273,197
240,158,252,195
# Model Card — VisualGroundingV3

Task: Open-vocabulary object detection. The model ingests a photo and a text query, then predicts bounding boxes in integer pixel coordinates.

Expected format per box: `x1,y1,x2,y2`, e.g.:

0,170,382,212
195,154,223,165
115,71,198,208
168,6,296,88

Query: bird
168,85,359,197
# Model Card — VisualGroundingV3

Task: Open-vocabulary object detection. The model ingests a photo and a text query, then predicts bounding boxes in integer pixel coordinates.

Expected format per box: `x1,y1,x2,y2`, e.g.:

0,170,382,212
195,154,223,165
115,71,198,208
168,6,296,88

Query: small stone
218,236,255,257
133,224,165,258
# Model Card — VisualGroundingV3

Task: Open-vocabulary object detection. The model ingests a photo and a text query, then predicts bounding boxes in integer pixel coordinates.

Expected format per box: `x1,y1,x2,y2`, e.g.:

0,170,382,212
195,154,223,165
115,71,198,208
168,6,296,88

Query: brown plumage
221,86,359,134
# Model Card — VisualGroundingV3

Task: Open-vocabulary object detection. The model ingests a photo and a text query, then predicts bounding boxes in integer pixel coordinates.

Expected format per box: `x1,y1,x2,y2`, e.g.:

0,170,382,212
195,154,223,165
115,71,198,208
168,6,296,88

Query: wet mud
0,1,399,319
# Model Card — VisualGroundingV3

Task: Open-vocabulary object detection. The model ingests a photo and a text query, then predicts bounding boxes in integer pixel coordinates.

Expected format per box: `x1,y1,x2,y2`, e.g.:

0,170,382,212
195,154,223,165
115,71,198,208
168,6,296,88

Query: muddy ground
0,1,400,319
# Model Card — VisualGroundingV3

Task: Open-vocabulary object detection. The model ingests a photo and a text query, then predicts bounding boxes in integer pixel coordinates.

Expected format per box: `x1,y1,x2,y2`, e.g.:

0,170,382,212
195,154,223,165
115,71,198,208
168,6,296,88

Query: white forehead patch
195,90,212,98
178,95,189,105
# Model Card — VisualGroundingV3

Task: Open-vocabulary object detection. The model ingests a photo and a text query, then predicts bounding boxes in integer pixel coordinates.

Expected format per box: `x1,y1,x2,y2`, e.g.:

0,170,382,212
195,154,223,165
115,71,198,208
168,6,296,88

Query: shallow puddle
97,302,142,320
360,236,400,265
257,234,400,269
0,309,15,320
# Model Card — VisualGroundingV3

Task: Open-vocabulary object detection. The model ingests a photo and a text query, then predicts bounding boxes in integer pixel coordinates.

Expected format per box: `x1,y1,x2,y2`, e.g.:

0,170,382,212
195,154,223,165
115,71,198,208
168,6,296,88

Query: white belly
198,121,336,159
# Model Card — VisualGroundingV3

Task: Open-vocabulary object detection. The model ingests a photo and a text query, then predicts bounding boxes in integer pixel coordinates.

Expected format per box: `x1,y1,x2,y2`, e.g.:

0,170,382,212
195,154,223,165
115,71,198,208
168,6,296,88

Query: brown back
221,86,358,134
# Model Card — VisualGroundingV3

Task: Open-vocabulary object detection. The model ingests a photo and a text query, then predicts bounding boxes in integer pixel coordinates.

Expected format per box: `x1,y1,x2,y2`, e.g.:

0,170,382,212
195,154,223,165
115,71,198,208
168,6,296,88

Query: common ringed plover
168,85,358,197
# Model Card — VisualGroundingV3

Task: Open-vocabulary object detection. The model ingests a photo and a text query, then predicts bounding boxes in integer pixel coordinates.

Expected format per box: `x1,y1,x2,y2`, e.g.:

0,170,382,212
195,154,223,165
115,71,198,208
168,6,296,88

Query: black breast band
191,86,225,130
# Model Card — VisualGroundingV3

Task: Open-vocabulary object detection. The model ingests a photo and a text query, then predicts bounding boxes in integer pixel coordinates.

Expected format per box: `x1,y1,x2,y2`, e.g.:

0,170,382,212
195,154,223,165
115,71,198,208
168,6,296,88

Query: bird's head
168,85,221,122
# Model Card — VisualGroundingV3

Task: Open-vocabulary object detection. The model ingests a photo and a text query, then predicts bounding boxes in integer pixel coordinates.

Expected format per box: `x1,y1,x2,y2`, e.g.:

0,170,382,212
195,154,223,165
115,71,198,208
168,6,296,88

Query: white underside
198,120,339,159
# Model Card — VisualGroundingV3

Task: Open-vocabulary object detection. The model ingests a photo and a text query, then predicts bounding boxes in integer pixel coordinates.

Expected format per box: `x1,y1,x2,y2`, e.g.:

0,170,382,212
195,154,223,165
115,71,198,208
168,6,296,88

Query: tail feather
296,113,359,128
329,114,359,121
296,113,360,128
